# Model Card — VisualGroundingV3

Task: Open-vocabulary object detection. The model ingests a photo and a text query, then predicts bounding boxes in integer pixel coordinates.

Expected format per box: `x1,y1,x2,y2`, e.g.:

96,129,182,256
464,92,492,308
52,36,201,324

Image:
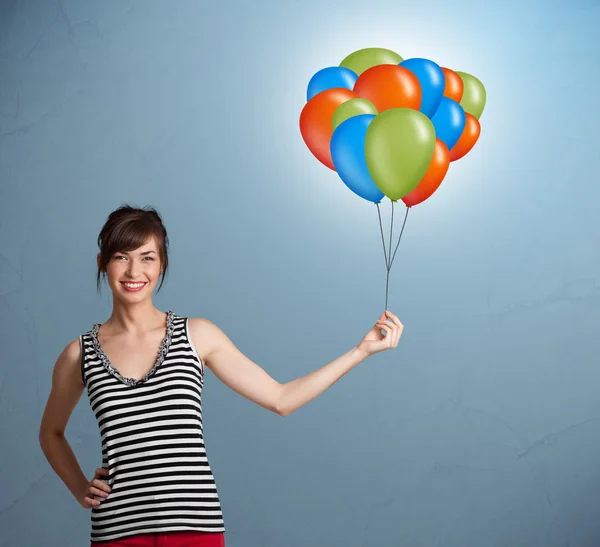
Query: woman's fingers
87,471,112,508
377,322,393,341
92,478,111,493
90,485,109,498
84,495,101,507
383,311,403,347
362,311,403,355
385,310,403,329
377,320,399,348
80,469,111,510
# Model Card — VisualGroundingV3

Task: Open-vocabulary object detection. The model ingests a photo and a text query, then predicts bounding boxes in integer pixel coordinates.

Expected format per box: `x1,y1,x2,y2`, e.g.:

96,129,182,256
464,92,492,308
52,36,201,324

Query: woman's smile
120,281,147,292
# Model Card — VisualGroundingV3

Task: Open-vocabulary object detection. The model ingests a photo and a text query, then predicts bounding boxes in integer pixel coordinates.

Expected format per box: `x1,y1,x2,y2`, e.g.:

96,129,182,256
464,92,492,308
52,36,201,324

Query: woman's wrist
352,344,371,361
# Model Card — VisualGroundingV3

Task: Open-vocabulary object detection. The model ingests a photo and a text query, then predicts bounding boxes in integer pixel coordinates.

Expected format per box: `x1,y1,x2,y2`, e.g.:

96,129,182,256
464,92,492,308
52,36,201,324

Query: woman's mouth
121,282,147,292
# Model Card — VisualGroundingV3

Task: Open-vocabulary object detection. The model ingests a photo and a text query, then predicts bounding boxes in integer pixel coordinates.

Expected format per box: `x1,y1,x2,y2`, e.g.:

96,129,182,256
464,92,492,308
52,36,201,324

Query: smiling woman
96,207,169,295
38,205,404,547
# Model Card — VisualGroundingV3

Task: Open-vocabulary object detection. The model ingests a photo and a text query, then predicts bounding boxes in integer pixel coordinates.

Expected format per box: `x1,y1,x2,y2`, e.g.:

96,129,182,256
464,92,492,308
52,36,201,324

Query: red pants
91,531,225,547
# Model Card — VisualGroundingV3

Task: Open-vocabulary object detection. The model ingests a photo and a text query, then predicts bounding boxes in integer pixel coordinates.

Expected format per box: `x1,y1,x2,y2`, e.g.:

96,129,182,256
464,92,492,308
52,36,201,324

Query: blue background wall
1,0,599,545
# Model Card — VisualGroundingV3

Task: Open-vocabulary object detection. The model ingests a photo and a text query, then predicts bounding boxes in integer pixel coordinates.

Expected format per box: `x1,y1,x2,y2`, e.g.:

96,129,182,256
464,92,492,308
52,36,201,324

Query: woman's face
102,237,163,302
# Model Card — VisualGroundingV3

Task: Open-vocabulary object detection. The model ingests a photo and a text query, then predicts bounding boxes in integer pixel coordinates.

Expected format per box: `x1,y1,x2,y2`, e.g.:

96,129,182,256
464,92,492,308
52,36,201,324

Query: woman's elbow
273,402,294,417
38,422,64,446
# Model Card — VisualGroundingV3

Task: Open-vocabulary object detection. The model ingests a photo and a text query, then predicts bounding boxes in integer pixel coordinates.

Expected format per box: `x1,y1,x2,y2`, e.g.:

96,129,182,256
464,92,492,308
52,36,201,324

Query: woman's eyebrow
119,250,156,255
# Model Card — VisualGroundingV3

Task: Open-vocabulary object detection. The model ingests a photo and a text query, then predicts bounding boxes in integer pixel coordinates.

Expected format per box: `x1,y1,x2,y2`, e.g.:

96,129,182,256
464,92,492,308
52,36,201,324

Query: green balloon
456,71,486,120
365,109,436,201
331,98,378,131
339,48,403,76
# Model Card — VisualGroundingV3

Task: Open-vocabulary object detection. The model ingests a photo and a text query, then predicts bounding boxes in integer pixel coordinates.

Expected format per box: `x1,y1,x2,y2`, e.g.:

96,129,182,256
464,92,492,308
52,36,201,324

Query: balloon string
376,200,394,311
375,202,389,269
389,200,395,270
385,266,390,311
376,201,411,312
389,205,410,269
386,200,396,310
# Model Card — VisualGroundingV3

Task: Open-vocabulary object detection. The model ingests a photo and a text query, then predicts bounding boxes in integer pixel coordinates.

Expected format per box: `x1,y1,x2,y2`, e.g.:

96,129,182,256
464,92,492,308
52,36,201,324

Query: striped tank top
80,311,225,544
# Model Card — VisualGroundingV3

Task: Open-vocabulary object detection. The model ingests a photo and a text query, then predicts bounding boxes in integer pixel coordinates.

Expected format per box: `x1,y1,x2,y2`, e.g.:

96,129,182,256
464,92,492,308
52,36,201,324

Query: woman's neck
103,300,166,334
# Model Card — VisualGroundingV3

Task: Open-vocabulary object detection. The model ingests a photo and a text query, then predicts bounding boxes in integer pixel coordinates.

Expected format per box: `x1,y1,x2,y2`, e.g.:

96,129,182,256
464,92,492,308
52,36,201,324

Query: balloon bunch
299,47,486,308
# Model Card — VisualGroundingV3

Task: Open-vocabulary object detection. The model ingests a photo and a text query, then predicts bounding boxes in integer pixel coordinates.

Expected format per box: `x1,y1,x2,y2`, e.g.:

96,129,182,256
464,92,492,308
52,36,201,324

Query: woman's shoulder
185,317,228,356
186,316,219,337
63,337,83,358
52,337,83,381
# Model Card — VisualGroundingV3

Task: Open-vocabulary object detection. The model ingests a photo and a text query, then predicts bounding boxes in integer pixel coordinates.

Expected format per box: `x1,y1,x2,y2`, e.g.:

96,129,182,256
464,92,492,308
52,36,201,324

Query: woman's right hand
79,467,111,509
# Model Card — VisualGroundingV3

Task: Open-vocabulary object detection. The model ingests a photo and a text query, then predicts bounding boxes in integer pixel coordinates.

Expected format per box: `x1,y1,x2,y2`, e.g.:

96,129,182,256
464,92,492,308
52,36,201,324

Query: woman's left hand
357,310,404,357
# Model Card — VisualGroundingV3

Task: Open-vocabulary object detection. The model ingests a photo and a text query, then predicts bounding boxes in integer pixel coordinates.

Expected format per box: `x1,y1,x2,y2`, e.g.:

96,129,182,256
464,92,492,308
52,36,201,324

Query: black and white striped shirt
80,311,225,544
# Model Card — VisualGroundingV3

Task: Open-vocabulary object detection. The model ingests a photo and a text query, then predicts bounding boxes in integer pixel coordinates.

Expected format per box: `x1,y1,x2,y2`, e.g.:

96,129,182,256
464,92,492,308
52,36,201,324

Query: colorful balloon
449,113,481,161
399,58,445,118
402,139,450,207
300,88,358,170
331,98,378,131
330,115,385,203
339,47,404,76
431,97,466,151
456,71,486,120
365,108,436,201
353,65,421,113
441,67,463,102
307,67,358,101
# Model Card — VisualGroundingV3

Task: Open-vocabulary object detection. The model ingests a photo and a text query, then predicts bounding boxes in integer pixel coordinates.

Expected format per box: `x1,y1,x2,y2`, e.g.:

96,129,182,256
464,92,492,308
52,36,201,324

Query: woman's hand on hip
79,467,111,509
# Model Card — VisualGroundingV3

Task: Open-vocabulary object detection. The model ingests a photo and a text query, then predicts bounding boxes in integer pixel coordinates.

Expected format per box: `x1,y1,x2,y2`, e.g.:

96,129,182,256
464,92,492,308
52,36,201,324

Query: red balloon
441,67,463,102
353,65,421,112
449,113,481,161
402,139,450,207
299,88,358,170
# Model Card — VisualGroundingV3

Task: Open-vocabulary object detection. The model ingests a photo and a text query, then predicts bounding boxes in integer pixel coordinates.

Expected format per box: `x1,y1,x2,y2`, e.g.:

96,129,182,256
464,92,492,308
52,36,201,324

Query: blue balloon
399,58,445,118
307,67,358,101
330,114,385,203
431,97,466,150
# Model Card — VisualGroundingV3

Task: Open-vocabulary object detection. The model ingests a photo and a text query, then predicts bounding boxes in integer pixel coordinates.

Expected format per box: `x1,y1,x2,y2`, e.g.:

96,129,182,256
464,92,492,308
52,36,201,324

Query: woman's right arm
38,338,110,508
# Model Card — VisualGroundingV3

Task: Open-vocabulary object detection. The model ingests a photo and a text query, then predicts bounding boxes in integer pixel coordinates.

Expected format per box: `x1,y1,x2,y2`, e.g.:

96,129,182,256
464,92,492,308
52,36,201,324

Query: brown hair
97,205,169,293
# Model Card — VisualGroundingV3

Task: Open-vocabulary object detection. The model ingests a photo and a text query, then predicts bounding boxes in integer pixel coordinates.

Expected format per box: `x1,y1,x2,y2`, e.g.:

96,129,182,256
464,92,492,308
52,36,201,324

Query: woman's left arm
187,311,403,416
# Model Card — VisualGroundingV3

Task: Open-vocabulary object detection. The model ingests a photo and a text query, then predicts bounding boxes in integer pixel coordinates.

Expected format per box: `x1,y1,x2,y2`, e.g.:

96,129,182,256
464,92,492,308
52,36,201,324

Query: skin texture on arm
188,311,403,417
188,318,285,414
39,339,111,508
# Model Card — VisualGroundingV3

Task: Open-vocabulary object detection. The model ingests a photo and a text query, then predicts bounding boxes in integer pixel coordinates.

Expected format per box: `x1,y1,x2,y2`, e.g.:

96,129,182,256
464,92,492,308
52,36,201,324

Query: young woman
39,205,404,547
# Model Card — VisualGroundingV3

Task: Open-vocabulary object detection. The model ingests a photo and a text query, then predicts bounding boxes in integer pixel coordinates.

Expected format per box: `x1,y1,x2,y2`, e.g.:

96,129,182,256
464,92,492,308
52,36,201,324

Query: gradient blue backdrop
1,0,599,545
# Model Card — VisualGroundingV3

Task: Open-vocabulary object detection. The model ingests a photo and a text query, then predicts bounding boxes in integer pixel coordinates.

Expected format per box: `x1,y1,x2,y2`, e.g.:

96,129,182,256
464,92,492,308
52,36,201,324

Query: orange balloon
441,67,464,102
449,114,481,161
300,88,358,170
402,139,450,207
353,65,421,112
